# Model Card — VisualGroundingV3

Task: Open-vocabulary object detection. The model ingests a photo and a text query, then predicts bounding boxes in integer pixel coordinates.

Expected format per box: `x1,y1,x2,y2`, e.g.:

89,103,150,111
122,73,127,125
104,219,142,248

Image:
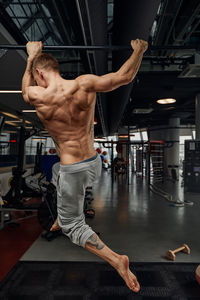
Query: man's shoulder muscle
27,86,46,106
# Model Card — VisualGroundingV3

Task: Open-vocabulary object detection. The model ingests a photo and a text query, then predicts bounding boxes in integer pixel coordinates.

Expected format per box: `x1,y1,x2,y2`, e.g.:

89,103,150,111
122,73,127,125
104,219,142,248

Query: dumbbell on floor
165,244,190,261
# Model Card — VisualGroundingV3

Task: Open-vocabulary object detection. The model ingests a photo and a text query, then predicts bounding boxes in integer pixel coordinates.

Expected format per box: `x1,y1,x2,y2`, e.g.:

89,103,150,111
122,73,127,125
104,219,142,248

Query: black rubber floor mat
0,262,200,299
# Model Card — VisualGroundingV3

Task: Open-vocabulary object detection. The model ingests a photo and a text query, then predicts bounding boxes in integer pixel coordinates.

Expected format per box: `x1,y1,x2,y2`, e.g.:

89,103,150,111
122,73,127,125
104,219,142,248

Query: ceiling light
0,90,22,93
1,111,19,119
4,130,17,133
5,121,18,126
94,137,106,141
32,138,47,141
22,110,36,113
157,98,176,104
8,119,32,124
7,120,22,123
119,134,135,138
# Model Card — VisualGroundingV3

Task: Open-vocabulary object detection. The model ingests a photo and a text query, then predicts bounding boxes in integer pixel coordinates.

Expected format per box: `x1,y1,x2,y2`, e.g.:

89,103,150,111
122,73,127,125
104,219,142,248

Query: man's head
32,53,59,87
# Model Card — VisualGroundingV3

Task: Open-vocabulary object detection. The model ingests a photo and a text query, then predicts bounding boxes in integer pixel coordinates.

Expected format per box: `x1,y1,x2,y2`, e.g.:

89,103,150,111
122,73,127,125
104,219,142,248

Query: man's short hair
32,53,59,74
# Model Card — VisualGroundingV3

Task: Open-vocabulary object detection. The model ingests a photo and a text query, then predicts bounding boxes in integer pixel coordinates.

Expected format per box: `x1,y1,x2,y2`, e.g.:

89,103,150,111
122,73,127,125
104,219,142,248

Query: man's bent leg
56,157,140,292
85,233,140,293
58,213,95,247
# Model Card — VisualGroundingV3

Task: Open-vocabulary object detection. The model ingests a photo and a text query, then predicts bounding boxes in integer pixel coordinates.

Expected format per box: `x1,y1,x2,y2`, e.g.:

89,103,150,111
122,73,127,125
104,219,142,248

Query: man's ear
36,68,43,79
40,71,44,80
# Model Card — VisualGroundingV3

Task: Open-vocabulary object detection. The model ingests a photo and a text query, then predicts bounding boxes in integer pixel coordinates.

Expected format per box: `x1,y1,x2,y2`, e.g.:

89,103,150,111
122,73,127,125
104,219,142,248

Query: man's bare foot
116,255,140,293
50,218,61,231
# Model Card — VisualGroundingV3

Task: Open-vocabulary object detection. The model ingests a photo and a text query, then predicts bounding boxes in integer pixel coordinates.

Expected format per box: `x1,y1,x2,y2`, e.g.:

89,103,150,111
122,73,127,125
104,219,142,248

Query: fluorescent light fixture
22,110,36,113
5,121,18,126
94,137,106,141
7,120,23,123
119,134,135,138
157,98,176,104
0,90,22,93
32,138,47,141
1,111,19,119
8,119,32,124
4,130,17,133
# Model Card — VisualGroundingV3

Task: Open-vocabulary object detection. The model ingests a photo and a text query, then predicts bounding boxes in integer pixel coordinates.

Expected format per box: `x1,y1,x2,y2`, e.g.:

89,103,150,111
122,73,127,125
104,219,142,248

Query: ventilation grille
179,64,200,78
133,108,153,114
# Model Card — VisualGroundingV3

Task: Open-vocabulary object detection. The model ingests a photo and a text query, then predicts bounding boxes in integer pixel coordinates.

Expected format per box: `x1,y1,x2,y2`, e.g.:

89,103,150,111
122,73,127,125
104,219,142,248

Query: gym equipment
184,140,200,192
3,127,43,208
196,265,200,285
84,188,95,218
165,244,190,261
37,179,61,241
0,206,37,230
0,44,199,51
0,116,4,131
37,174,95,240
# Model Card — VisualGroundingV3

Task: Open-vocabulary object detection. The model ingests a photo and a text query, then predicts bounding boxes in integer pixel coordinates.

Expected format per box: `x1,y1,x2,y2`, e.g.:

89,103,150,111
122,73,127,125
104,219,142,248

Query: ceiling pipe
108,0,161,134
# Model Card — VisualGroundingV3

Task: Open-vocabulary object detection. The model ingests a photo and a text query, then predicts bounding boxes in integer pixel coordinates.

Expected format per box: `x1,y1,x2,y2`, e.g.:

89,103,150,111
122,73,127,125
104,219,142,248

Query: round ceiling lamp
157,98,176,104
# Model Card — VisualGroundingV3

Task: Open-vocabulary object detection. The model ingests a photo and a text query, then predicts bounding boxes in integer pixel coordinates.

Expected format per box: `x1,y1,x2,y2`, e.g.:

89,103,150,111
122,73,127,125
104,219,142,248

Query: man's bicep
89,72,126,92
92,74,115,92
78,74,114,92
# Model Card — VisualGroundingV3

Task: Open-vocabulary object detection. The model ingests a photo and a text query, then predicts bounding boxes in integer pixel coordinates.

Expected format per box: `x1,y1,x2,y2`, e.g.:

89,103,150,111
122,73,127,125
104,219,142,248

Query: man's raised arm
77,39,148,93
22,41,42,103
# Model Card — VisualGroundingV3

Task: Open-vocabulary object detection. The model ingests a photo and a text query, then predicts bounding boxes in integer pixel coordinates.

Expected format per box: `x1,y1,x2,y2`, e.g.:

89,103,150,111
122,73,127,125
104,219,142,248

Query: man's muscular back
22,39,148,164
30,78,97,165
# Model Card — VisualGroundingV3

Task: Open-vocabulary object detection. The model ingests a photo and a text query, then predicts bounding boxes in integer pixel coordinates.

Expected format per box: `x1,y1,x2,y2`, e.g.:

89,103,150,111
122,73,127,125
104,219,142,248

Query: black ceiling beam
2,1,46,5
75,0,108,137
45,1,72,47
20,10,41,32
0,3,27,45
108,0,161,134
153,0,169,45
36,2,63,46
163,0,184,46
174,1,200,43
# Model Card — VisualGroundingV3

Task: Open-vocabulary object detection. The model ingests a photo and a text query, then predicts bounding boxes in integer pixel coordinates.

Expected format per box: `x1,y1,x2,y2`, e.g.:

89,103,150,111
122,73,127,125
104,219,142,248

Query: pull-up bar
0,44,198,51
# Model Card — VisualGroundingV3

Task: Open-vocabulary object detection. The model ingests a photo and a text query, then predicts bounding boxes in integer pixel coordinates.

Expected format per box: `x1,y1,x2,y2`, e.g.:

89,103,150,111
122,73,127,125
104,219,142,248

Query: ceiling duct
76,0,108,136
179,65,200,78
179,53,200,78
108,0,161,134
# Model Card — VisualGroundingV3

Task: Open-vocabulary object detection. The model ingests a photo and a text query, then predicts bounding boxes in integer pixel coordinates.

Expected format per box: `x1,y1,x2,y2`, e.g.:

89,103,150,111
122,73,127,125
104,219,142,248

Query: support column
195,94,200,140
166,118,180,179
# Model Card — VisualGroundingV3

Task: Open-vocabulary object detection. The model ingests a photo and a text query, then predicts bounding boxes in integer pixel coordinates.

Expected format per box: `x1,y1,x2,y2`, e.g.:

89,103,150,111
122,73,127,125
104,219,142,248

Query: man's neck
45,72,62,87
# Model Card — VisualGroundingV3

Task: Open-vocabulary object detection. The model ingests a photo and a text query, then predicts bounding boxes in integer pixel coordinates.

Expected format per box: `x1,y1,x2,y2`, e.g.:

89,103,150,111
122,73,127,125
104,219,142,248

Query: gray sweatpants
56,153,102,248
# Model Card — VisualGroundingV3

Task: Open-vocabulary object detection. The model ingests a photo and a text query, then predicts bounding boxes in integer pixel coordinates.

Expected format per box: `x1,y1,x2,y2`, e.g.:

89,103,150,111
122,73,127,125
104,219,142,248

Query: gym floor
21,170,200,264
